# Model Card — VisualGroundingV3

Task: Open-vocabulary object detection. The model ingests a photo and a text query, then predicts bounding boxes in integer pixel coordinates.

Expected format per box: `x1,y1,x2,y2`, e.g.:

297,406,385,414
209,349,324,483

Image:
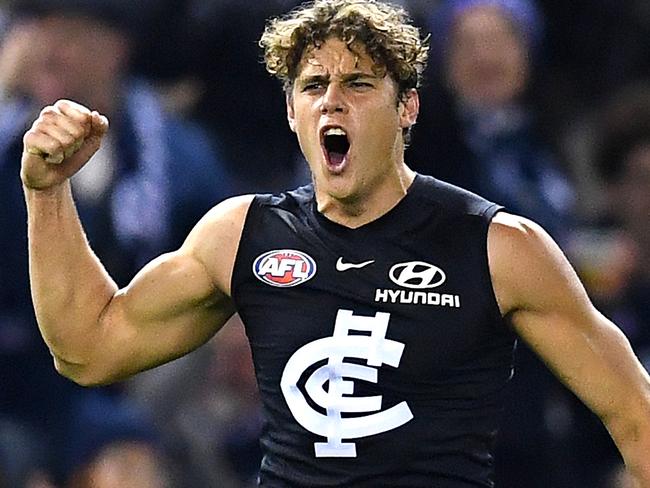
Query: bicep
94,250,234,383
86,195,253,384
512,302,645,424
489,213,650,423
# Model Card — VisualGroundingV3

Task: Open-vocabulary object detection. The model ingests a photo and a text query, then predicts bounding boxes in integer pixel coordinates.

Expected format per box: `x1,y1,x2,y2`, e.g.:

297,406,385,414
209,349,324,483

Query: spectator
410,0,574,241
151,0,310,194
63,391,170,488
0,0,232,483
4,0,234,281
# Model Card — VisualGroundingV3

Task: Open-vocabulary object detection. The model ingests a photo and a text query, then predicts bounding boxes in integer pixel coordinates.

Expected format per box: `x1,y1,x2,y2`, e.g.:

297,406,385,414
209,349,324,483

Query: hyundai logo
388,261,446,289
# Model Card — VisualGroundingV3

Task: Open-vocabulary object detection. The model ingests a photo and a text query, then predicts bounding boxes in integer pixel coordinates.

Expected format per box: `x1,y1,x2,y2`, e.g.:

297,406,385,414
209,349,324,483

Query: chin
314,170,344,192
322,176,364,204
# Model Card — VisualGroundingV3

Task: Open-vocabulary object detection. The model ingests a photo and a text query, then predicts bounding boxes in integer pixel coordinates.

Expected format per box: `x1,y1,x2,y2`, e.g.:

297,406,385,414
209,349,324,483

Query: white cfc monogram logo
280,309,413,458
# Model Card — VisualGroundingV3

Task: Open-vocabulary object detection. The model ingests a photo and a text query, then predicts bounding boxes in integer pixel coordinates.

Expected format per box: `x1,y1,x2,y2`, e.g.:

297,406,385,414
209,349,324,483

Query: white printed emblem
280,309,413,458
335,257,375,272
389,261,446,289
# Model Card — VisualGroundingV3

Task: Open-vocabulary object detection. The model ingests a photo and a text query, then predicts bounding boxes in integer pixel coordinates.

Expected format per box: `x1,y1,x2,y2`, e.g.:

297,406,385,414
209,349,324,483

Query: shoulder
184,187,313,293
186,195,256,245
488,212,591,317
253,184,314,210
181,195,256,294
487,213,552,285
414,174,501,220
488,212,547,251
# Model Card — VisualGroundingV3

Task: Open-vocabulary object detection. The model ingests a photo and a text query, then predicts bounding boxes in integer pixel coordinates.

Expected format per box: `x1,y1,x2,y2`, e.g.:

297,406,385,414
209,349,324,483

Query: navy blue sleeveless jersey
231,174,516,487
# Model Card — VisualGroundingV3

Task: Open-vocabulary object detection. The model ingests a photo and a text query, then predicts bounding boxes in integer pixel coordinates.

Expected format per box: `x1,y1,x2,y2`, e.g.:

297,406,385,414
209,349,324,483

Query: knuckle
41,105,58,116
54,99,69,109
45,138,61,153
23,130,42,147
38,113,53,124
38,109,59,125
57,98,90,116
70,125,86,139
61,133,75,145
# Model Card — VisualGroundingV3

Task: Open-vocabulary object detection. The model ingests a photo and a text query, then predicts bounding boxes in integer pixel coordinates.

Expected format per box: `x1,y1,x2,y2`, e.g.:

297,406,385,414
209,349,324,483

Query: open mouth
322,127,350,172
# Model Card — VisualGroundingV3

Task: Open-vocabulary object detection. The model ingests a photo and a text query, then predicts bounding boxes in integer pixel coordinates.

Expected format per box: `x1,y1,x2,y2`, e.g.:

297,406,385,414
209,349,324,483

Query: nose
320,83,348,115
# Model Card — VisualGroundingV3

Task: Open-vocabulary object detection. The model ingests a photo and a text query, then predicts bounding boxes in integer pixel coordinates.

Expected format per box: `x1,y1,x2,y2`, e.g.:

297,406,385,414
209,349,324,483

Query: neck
316,164,416,228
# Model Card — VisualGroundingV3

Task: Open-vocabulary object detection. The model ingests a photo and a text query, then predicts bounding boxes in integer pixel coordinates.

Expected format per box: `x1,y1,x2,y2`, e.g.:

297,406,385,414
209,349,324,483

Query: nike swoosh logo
336,257,375,272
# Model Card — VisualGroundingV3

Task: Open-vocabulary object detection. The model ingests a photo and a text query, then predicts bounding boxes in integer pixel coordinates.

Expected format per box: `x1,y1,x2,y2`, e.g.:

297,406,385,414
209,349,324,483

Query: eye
302,82,324,92
349,81,373,89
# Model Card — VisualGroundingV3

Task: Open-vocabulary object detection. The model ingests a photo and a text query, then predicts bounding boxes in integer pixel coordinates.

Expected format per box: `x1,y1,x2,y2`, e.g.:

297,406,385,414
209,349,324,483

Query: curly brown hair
260,0,429,98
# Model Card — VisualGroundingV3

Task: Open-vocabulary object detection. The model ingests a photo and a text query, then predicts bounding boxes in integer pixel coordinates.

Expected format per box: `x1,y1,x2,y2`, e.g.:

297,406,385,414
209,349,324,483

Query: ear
286,92,297,133
398,88,419,130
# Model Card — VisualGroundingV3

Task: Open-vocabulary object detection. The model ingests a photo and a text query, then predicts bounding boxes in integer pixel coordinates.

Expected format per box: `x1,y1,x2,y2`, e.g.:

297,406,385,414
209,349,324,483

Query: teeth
324,127,347,137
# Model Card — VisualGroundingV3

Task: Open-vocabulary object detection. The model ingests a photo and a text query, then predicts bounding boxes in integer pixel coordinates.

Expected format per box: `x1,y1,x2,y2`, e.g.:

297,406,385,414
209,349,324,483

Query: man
20,1,650,487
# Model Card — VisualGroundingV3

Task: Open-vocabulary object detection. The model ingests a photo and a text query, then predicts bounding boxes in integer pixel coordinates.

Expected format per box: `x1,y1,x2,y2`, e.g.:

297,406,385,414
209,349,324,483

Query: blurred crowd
0,0,648,487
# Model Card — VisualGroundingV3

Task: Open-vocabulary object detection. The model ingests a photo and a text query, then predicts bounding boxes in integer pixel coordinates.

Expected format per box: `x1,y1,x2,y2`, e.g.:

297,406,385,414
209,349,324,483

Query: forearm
607,410,650,487
598,334,650,487
24,182,118,365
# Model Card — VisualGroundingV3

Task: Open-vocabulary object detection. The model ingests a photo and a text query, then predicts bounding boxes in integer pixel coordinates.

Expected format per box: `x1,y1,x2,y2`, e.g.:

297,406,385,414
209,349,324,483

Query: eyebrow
297,71,379,86
343,72,379,82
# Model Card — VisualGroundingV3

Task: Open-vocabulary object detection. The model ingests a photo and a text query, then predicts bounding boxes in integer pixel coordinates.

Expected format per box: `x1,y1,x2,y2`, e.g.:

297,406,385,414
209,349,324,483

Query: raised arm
22,100,251,386
489,212,650,487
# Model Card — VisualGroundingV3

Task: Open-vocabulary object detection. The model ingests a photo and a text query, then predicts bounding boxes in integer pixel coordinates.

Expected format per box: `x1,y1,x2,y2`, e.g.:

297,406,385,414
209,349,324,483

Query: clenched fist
21,100,109,191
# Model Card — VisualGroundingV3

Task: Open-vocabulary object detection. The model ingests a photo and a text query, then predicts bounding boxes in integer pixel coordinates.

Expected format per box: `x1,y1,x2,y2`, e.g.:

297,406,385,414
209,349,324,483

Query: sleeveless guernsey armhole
229,194,264,310
480,203,509,329
481,202,504,221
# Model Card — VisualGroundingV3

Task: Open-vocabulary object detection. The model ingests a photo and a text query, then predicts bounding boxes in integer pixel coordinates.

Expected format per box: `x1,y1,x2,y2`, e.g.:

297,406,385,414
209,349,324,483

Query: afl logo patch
253,249,317,287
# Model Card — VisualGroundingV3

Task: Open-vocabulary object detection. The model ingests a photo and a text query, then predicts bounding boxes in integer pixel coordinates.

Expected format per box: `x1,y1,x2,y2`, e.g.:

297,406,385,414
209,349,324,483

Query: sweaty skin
21,38,650,486
287,38,419,227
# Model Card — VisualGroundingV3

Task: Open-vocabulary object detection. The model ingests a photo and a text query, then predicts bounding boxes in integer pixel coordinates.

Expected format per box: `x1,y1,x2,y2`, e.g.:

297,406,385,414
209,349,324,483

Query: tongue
329,151,346,166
